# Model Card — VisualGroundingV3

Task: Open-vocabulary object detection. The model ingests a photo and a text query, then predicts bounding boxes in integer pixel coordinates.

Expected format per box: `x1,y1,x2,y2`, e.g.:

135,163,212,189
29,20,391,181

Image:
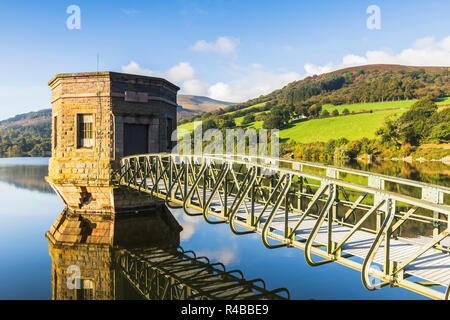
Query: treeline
179,66,449,125
0,122,51,157
287,98,449,162
0,108,51,126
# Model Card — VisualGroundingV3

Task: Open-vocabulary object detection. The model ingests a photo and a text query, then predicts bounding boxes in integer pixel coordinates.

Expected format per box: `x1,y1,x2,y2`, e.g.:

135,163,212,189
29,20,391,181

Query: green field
321,100,416,113
178,109,266,131
178,121,195,133
178,97,447,143
277,109,405,143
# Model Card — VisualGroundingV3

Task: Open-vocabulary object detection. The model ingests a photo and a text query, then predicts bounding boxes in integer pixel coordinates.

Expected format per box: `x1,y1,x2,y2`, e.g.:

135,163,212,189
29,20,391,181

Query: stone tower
46,72,179,245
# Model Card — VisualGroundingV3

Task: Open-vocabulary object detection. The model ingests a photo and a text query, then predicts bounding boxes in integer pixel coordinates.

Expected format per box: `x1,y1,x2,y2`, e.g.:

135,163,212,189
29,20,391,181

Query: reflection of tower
48,242,113,300
46,205,183,300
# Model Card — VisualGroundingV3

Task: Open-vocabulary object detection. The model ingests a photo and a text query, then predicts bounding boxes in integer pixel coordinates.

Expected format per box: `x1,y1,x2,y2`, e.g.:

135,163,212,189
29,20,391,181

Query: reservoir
2,157,447,299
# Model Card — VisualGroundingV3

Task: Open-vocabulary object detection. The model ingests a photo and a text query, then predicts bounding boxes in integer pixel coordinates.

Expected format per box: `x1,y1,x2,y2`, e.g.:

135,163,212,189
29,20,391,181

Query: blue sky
0,0,449,120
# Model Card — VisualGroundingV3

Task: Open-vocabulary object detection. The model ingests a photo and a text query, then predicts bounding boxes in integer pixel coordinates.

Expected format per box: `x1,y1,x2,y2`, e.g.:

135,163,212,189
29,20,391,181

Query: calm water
2,157,448,300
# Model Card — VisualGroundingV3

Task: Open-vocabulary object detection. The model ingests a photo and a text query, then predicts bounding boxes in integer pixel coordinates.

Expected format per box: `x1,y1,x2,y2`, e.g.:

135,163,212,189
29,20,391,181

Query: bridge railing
114,153,450,300
210,153,450,206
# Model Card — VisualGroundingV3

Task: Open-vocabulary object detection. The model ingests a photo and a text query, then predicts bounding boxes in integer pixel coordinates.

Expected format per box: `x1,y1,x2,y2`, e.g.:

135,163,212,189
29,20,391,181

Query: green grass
235,111,266,126
436,96,450,105
178,110,267,132
179,109,404,142
277,109,405,143
177,121,196,133
322,100,416,113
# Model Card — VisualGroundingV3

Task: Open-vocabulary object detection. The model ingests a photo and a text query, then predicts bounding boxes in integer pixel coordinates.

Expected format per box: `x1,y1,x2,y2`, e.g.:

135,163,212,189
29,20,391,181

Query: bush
399,143,416,157
320,110,330,118
429,123,450,143
346,140,362,158
334,145,350,161
263,116,283,129
241,114,255,125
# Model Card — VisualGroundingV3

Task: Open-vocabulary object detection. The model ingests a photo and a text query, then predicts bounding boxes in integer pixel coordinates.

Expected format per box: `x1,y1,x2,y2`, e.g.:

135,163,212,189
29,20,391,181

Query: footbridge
114,153,450,300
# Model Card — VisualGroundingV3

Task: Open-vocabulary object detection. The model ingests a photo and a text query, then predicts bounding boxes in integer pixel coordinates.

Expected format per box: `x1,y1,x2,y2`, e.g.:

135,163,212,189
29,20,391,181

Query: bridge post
45,72,179,245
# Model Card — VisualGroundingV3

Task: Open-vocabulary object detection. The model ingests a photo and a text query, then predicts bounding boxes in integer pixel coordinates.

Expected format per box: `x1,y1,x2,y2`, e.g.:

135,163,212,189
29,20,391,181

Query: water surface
2,157,446,299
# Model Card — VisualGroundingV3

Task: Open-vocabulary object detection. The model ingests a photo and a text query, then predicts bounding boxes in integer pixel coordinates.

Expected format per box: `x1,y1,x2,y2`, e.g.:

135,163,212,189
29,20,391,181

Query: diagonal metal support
304,184,337,266
261,174,292,249
361,199,395,290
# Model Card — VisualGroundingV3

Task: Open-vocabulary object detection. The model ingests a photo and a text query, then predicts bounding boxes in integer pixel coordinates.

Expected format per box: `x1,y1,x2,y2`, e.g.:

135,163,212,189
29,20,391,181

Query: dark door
124,124,149,156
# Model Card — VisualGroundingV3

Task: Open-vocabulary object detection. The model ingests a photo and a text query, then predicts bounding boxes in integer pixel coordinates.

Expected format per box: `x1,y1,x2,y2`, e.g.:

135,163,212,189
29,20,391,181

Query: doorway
123,124,149,156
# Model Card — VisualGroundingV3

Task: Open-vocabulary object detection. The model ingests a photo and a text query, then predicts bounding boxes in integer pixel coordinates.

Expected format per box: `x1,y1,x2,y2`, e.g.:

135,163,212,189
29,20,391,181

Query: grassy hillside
178,96,449,148
278,110,405,143
178,100,418,142
181,109,404,143
180,64,449,125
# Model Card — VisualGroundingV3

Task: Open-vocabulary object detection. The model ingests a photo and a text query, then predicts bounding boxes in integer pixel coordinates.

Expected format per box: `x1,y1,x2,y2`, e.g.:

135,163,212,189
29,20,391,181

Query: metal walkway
115,153,450,300
116,246,289,300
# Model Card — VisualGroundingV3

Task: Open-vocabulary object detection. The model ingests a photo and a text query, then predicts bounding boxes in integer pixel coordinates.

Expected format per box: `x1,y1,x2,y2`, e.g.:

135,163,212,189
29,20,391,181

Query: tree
346,140,362,158
342,108,350,115
377,97,439,146
241,114,255,125
331,109,339,117
429,123,450,143
218,118,236,129
202,119,217,131
320,110,330,118
255,113,267,121
307,104,322,118
262,116,283,129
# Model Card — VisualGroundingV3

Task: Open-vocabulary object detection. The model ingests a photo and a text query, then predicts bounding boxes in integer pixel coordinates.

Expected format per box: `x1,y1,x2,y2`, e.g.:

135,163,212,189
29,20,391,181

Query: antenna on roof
97,53,100,73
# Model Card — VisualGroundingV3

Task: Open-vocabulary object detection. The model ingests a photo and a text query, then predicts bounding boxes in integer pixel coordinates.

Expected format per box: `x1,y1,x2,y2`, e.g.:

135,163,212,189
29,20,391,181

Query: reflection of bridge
116,246,289,300
48,239,289,300
115,153,450,300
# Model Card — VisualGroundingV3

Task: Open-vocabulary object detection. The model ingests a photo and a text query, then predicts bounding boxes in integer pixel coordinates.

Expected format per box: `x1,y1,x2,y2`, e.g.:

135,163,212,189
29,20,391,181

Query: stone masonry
46,71,179,245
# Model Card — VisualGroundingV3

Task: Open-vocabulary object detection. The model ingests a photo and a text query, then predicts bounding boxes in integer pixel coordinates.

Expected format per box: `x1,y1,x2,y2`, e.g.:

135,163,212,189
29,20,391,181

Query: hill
177,94,234,118
180,64,449,124
0,108,52,157
177,64,450,161
0,108,51,130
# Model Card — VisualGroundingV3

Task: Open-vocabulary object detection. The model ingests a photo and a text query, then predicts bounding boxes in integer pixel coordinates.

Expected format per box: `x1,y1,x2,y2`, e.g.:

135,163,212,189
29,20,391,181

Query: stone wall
47,71,179,216
48,73,114,185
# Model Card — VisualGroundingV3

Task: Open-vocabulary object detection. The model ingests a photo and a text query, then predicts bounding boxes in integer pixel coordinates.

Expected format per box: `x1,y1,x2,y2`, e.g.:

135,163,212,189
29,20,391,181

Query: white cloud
206,66,301,102
197,243,239,265
192,36,239,54
167,62,195,83
181,79,208,96
121,61,159,77
208,82,232,100
121,61,195,83
122,60,300,103
303,35,450,76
